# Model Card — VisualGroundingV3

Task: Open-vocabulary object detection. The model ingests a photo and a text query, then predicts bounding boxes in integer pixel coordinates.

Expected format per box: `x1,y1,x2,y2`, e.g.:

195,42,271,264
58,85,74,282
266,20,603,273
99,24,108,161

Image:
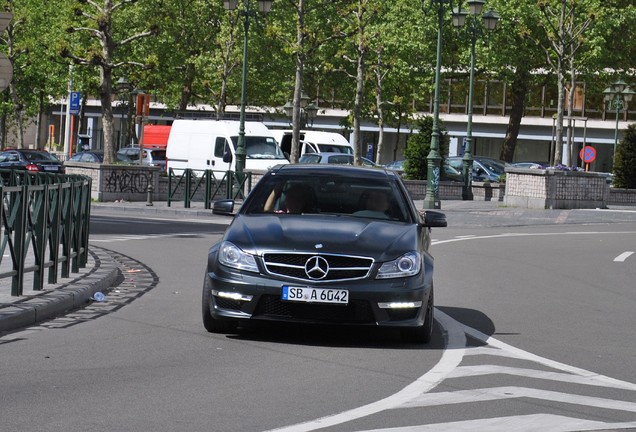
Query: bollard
146,183,154,206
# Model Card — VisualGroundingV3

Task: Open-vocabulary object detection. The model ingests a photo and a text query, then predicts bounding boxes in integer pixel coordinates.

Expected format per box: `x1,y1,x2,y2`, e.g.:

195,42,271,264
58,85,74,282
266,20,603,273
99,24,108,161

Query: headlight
376,251,421,279
219,241,258,273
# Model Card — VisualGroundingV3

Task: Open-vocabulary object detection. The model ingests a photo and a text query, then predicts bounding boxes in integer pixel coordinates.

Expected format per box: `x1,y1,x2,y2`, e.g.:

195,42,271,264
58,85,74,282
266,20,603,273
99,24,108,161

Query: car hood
224,214,420,261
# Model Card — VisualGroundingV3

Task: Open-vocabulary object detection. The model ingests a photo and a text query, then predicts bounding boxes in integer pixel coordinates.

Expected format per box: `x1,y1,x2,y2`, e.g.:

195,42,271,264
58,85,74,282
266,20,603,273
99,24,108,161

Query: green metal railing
167,168,252,208
0,170,92,296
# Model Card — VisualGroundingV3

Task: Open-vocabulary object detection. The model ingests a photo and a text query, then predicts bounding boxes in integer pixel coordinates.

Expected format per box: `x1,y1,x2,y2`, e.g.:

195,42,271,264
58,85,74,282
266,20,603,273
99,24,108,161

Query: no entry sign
580,146,596,164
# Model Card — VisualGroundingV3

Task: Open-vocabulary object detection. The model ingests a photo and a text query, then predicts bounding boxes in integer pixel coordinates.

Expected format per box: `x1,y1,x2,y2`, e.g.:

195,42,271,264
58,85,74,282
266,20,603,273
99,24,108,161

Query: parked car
299,152,379,167
384,160,405,171
67,150,104,163
383,159,463,182
117,146,166,170
510,162,547,169
202,164,447,343
447,156,509,182
0,149,65,174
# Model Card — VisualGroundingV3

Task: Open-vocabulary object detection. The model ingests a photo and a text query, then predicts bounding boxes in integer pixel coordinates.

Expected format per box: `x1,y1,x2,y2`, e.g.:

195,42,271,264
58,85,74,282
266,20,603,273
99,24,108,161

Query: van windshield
317,144,353,154
231,136,286,159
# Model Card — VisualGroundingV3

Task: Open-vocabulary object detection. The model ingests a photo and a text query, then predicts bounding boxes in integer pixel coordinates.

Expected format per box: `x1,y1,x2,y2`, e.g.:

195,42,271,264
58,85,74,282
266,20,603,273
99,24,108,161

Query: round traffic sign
579,146,596,163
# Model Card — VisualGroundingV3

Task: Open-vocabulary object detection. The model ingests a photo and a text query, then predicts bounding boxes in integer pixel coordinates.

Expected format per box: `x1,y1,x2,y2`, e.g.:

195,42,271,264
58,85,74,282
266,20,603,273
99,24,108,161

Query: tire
202,276,238,334
401,288,434,344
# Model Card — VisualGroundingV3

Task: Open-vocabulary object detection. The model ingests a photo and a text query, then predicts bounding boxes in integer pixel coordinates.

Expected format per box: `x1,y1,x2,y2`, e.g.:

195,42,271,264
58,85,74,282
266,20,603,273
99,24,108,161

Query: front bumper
205,266,431,328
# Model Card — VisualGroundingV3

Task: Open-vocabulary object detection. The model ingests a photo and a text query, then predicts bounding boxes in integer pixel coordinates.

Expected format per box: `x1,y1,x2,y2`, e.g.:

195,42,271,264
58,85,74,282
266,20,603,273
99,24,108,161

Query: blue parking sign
70,91,80,115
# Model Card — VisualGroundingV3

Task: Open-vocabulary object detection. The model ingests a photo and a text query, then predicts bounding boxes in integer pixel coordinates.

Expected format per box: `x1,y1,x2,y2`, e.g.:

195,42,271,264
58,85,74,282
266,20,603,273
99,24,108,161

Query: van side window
214,137,227,158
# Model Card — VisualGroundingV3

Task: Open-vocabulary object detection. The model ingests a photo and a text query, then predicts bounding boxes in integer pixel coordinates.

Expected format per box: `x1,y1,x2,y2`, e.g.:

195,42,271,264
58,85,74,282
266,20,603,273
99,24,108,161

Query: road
0,209,635,432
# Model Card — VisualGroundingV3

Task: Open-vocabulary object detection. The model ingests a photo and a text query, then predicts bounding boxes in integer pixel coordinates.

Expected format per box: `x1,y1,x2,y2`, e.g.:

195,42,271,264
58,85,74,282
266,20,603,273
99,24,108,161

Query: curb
0,247,121,334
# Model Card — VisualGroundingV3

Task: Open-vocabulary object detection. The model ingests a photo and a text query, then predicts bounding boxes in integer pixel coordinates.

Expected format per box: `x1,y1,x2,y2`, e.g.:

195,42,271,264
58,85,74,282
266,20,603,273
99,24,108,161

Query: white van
166,120,288,173
271,130,353,158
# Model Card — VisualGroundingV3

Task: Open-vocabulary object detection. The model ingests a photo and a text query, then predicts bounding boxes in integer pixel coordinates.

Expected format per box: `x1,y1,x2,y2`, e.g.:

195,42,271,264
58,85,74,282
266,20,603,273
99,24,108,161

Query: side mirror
212,199,235,215
422,210,447,228
223,151,233,163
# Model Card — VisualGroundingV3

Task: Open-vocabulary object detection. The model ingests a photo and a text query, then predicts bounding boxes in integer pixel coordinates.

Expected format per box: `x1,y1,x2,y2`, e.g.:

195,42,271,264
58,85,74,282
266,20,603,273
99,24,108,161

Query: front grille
263,253,373,282
253,295,375,324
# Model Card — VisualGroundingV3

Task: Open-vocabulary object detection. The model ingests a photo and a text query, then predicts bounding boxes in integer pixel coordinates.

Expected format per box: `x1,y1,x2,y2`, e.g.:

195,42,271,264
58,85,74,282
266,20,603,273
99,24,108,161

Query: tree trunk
499,70,529,162
290,0,306,164
374,49,384,164
100,68,116,164
352,1,366,166
9,81,24,148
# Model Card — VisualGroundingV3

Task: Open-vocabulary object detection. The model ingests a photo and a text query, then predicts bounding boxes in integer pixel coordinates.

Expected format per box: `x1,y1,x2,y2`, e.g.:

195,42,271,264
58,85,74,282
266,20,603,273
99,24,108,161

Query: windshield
146,150,166,161
479,159,508,175
317,144,353,154
25,151,58,161
231,136,286,159
243,174,410,222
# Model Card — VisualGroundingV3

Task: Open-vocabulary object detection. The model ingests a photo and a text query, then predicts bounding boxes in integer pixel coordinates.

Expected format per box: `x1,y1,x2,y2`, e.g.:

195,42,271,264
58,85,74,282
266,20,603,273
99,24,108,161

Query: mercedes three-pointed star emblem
304,256,329,280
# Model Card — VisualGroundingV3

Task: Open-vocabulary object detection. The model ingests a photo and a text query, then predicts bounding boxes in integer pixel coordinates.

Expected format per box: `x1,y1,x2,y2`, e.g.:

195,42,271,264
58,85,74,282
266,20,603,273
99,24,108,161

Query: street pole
423,0,446,210
604,80,634,169
235,0,250,179
613,100,620,167
453,3,498,200
463,30,476,200
63,65,73,159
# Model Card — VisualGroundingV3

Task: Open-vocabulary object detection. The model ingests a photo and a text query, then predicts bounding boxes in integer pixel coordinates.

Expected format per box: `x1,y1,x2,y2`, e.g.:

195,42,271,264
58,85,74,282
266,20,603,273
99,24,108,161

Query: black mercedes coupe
202,164,446,343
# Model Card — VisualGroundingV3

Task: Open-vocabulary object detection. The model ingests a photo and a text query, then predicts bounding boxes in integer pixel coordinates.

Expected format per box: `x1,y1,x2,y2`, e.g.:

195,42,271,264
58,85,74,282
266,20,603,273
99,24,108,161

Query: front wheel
202,276,238,334
401,288,434,344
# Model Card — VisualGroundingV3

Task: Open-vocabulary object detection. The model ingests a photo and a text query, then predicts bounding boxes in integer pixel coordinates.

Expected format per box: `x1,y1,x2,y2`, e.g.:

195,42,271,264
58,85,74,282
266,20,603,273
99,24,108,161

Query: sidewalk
2,199,635,335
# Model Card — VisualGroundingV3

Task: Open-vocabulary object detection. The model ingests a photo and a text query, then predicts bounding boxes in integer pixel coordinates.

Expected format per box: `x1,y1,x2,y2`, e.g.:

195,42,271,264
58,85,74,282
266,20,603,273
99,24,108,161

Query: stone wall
65,163,161,202
504,168,610,209
609,188,636,206
66,162,635,207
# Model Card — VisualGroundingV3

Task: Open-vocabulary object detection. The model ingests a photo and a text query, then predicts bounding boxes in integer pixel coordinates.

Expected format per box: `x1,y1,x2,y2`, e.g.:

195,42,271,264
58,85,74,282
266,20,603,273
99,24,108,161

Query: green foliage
613,124,636,189
403,116,448,180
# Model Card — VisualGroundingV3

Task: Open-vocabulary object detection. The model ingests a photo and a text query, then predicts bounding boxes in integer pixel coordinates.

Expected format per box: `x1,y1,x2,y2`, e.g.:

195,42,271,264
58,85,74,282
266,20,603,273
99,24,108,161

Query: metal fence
167,168,253,208
0,170,92,296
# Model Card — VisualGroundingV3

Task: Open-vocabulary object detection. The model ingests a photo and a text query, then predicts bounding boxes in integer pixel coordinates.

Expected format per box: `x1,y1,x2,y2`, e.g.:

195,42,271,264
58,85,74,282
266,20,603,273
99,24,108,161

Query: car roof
270,163,395,180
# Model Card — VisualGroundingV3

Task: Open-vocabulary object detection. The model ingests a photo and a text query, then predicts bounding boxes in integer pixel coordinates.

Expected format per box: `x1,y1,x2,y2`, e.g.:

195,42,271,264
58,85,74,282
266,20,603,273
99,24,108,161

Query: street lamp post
452,1,499,201
283,91,318,129
422,0,453,210
223,0,273,178
603,80,634,167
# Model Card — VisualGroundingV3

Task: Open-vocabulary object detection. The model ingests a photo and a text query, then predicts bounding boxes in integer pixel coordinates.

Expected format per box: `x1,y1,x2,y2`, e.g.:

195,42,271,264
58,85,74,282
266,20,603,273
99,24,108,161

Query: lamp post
283,91,318,129
223,0,273,178
452,1,499,200
603,80,634,168
422,0,454,210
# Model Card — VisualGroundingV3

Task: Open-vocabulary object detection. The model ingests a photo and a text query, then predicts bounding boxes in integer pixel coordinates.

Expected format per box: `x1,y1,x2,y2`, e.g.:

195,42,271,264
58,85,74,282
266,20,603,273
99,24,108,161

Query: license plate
43,165,59,171
281,286,348,305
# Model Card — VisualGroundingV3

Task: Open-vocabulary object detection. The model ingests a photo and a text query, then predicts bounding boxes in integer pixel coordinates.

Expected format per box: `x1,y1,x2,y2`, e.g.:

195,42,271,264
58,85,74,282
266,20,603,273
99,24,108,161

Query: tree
60,0,157,164
403,116,448,180
613,124,636,189
138,0,224,114
0,0,69,149
537,0,594,166
271,0,349,163
486,0,548,163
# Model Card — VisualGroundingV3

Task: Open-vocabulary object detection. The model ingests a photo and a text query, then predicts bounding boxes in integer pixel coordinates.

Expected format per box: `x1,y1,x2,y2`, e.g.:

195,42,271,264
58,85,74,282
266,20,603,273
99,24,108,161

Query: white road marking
432,231,636,247
614,251,634,262
264,311,468,432
402,386,636,412
449,365,636,390
264,308,636,432
358,414,636,432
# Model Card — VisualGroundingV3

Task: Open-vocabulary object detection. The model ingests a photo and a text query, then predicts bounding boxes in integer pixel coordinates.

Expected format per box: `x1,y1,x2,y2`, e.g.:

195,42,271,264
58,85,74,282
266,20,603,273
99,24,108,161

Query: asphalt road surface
0,210,634,432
